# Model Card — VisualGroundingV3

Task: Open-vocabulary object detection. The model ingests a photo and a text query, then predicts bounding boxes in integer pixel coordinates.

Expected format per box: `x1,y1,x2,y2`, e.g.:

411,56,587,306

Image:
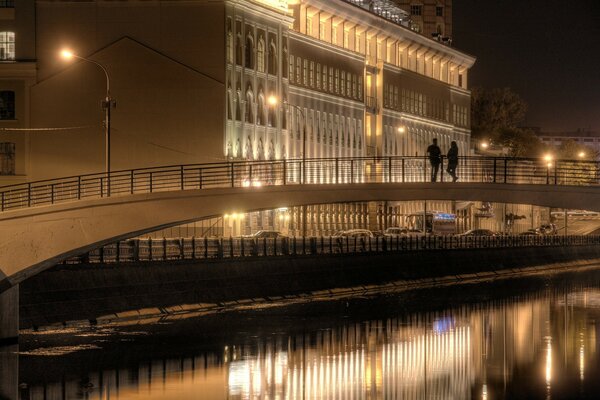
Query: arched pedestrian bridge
1,155,600,342
1,155,600,288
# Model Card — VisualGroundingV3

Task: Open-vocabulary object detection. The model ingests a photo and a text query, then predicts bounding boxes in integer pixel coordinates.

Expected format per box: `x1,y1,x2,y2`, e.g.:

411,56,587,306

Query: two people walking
426,138,459,182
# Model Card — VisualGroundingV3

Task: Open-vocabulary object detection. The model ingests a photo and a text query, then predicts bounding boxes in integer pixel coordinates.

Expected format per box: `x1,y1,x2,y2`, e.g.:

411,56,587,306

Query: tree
495,127,548,158
471,87,528,141
556,139,599,160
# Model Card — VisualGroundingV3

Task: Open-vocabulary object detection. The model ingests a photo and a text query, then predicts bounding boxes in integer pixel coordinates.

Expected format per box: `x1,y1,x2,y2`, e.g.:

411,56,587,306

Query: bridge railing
1,156,599,212
65,234,600,264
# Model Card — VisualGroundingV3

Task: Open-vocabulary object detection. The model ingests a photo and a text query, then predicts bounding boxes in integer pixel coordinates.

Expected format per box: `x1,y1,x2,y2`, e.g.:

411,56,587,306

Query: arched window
226,30,233,64
257,138,264,160
268,140,274,160
257,89,266,126
245,34,254,69
236,33,243,66
0,32,15,61
245,85,254,123
235,89,242,121
282,45,288,78
245,135,253,160
235,138,241,158
257,37,265,72
268,40,277,75
226,85,233,120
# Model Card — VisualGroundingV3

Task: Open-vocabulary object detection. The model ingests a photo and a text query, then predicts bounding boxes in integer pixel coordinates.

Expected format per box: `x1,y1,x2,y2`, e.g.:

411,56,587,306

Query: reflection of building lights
480,141,489,149
578,151,586,158
482,384,488,400
545,337,552,386
580,334,585,381
544,154,553,162
285,215,290,221
547,162,553,168
242,179,263,187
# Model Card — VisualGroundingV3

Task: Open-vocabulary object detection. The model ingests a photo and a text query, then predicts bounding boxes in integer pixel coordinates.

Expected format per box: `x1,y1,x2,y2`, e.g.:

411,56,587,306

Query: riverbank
20,244,600,330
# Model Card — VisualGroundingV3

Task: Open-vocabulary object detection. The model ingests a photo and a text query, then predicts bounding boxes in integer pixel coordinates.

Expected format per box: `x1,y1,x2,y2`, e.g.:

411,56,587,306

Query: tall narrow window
245,34,254,69
303,59,308,85
257,37,265,72
316,64,321,89
236,33,243,66
309,61,314,87
0,142,15,175
296,56,301,83
0,91,14,119
0,32,15,60
322,65,328,91
268,40,277,75
226,30,233,64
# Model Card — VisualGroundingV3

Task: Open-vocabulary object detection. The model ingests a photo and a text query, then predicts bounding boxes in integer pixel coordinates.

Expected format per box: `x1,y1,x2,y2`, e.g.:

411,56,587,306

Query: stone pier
0,285,19,345
0,344,18,400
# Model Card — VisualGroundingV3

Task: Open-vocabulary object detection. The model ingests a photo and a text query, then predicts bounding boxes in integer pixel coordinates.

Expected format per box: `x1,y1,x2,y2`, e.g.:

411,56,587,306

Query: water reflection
11,278,600,399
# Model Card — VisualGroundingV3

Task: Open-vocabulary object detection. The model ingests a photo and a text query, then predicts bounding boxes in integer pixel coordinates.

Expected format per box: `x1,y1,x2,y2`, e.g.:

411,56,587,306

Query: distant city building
0,0,474,186
530,127,600,159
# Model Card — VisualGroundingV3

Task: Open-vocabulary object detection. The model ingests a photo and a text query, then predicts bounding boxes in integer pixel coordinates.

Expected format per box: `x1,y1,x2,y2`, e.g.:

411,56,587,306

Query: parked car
245,230,286,239
332,229,374,238
457,229,496,237
519,229,542,236
384,227,409,237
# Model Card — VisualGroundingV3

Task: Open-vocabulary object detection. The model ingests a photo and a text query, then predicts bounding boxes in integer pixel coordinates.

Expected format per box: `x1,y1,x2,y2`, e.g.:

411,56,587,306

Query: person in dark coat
446,141,459,182
426,138,441,182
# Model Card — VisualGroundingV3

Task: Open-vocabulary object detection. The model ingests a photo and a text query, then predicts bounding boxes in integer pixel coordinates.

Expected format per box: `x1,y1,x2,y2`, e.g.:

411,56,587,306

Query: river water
7,269,600,399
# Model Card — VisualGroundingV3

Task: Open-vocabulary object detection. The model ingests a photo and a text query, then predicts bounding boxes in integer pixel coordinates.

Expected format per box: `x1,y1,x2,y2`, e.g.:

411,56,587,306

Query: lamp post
61,50,115,178
544,154,553,185
268,95,307,237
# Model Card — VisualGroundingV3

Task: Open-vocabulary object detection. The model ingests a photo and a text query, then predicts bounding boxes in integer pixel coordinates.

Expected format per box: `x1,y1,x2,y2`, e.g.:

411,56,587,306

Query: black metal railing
65,234,600,264
1,155,599,212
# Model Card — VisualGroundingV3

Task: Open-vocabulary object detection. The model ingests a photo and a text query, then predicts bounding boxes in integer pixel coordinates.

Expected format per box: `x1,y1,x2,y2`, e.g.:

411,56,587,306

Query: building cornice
303,0,476,68
289,31,365,63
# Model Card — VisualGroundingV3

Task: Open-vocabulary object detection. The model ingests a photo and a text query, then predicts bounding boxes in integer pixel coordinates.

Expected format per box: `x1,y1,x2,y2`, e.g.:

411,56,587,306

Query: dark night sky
453,0,600,132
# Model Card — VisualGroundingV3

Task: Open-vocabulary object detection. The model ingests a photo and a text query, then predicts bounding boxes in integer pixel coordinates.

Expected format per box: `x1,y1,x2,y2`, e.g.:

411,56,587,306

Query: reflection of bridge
1,155,600,342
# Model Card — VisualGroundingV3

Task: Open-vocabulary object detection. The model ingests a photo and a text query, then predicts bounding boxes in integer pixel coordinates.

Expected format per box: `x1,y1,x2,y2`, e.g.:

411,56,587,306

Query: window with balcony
0,90,14,119
0,142,14,175
0,32,14,60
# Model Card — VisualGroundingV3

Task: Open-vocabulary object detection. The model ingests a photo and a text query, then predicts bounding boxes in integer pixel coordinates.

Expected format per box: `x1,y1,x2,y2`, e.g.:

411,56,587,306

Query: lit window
0,32,15,60
257,37,265,72
0,90,14,119
410,5,422,16
0,142,15,175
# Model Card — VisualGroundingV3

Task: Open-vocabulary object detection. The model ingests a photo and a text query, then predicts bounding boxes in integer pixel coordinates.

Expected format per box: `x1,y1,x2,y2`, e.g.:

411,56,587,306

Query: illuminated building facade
0,0,474,185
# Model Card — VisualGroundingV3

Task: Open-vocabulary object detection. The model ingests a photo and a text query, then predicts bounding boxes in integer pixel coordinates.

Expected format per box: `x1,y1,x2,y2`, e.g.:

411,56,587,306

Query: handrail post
554,160,558,185
350,159,354,183
493,158,497,183
283,160,287,185
388,156,392,183
504,158,508,183
77,176,81,200
149,172,153,193
180,165,185,190
100,178,103,198
402,158,405,183
440,155,444,182
1,191,4,211
130,170,134,194
28,183,31,207
199,168,203,189
335,158,339,184
51,184,55,204
230,162,235,187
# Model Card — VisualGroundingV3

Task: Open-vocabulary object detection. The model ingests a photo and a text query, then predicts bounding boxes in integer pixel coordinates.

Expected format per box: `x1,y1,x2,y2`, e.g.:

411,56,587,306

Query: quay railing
65,234,600,264
1,155,599,212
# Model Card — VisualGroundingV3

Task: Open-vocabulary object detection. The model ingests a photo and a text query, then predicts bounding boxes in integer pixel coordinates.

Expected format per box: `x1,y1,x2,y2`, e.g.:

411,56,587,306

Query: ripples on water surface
6,270,600,399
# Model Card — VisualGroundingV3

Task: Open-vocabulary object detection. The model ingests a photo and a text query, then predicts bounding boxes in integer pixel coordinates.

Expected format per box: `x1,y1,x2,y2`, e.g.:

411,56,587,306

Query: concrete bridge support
0,344,18,400
0,285,18,345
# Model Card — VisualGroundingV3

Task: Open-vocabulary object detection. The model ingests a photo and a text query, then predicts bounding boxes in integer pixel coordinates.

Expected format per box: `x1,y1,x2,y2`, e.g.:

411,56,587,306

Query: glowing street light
397,126,406,134
544,154,553,162
578,151,586,159
60,49,116,178
480,141,489,150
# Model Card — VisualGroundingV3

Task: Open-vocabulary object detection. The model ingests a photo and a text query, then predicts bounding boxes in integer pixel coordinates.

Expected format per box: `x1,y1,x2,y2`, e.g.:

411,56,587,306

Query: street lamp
61,49,116,176
578,151,586,159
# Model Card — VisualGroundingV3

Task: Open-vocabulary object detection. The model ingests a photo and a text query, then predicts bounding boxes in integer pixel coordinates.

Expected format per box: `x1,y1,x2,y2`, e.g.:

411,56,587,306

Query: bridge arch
1,182,600,291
